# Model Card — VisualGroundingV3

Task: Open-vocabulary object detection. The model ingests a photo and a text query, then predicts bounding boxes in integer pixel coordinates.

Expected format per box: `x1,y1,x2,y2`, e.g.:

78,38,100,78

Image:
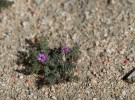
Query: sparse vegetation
17,36,80,88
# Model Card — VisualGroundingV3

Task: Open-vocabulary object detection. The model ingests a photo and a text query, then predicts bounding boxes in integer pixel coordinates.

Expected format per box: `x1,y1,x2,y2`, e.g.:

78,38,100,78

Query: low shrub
17,36,79,88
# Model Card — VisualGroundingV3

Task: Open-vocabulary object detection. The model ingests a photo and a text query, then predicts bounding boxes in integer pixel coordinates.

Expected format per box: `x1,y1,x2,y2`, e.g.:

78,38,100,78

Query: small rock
124,59,129,64
122,90,126,95
35,0,41,5
120,49,125,55
21,21,29,28
106,48,112,54
51,86,55,93
102,69,106,73
115,96,120,100
127,0,134,4
85,90,90,94
34,96,37,99
2,83,6,87
8,0,14,2
104,33,108,37
42,87,45,91
100,52,107,57
91,78,97,84
93,98,97,100
19,75,23,79
45,92,48,96
95,41,99,46
108,0,115,4
99,72,104,77
123,69,135,83
52,96,57,100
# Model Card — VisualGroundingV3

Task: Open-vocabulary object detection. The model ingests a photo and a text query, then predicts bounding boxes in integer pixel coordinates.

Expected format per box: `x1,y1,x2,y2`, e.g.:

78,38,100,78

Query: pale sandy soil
0,0,135,100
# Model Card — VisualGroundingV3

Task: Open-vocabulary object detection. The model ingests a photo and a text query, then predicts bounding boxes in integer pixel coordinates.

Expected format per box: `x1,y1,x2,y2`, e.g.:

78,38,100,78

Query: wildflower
38,53,47,62
61,45,70,53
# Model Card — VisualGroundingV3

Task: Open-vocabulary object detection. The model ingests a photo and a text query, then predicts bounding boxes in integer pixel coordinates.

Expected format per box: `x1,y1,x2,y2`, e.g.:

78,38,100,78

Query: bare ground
0,0,135,100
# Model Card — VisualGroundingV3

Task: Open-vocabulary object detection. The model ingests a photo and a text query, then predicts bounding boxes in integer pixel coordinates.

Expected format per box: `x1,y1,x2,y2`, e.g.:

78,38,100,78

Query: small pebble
25,80,30,87
8,0,14,2
127,0,134,4
35,0,41,5
21,21,29,28
124,59,129,64
108,0,115,4
34,96,37,99
95,41,99,46
91,78,97,84
115,96,120,100
106,49,111,54
2,83,6,87
52,96,57,100
51,86,55,93
93,98,97,100
19,75,23,79
120,49,125,54
122,90,126,95
104,33,108,37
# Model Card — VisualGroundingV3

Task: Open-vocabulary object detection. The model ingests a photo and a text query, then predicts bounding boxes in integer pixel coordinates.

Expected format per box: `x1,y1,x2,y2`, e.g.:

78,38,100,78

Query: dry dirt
0,0,135,100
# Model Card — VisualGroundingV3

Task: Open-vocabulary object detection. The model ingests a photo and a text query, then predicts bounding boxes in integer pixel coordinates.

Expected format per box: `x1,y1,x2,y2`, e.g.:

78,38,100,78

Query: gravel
0,0,135,100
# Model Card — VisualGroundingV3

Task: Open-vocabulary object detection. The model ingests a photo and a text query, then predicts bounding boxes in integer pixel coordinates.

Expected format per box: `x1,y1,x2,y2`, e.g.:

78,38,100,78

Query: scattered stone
19,75,23,79
100,52,108,57
21,21,29,28
8,0,15,2
35,0,41,6
95,41,99,46
34,96,37,99
51,86,55,93
106,48,112,54
107,0,115,4
115,96,120,100
123,69,135,83
127,0,134,4
52,96,57,100
91,78,97,84
104,33,108,37
124,59,129,64
122,90,126,95
120,49,125,55
93,98,97,100
2,83,6,87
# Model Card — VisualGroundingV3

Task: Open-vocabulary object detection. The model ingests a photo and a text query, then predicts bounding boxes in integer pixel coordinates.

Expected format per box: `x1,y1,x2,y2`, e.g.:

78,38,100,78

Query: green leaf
45,73,57,84
38,37,47,51
44,66,50,76
27,62,41,74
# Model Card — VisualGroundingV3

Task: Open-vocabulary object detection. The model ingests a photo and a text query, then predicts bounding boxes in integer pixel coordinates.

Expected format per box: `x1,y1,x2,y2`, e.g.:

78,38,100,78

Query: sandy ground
0,0,135,100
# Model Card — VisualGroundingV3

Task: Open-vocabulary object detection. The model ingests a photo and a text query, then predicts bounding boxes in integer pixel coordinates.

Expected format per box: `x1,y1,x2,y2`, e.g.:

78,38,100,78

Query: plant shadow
0,0,14,9
16,38,47,89
16,39,37,75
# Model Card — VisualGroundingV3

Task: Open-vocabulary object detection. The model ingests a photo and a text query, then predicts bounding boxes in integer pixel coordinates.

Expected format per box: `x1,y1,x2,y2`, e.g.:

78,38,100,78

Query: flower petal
38,53,42,57
38,57,41,61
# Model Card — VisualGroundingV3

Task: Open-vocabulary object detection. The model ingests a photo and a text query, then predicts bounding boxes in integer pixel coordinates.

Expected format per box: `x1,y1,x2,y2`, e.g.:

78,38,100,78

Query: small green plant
17,36,79,88
0,0,14,9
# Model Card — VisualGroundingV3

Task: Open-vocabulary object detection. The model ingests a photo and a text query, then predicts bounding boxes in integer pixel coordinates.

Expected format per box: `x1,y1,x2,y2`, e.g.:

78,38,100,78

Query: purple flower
61,45,70,53
38,53,47,63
